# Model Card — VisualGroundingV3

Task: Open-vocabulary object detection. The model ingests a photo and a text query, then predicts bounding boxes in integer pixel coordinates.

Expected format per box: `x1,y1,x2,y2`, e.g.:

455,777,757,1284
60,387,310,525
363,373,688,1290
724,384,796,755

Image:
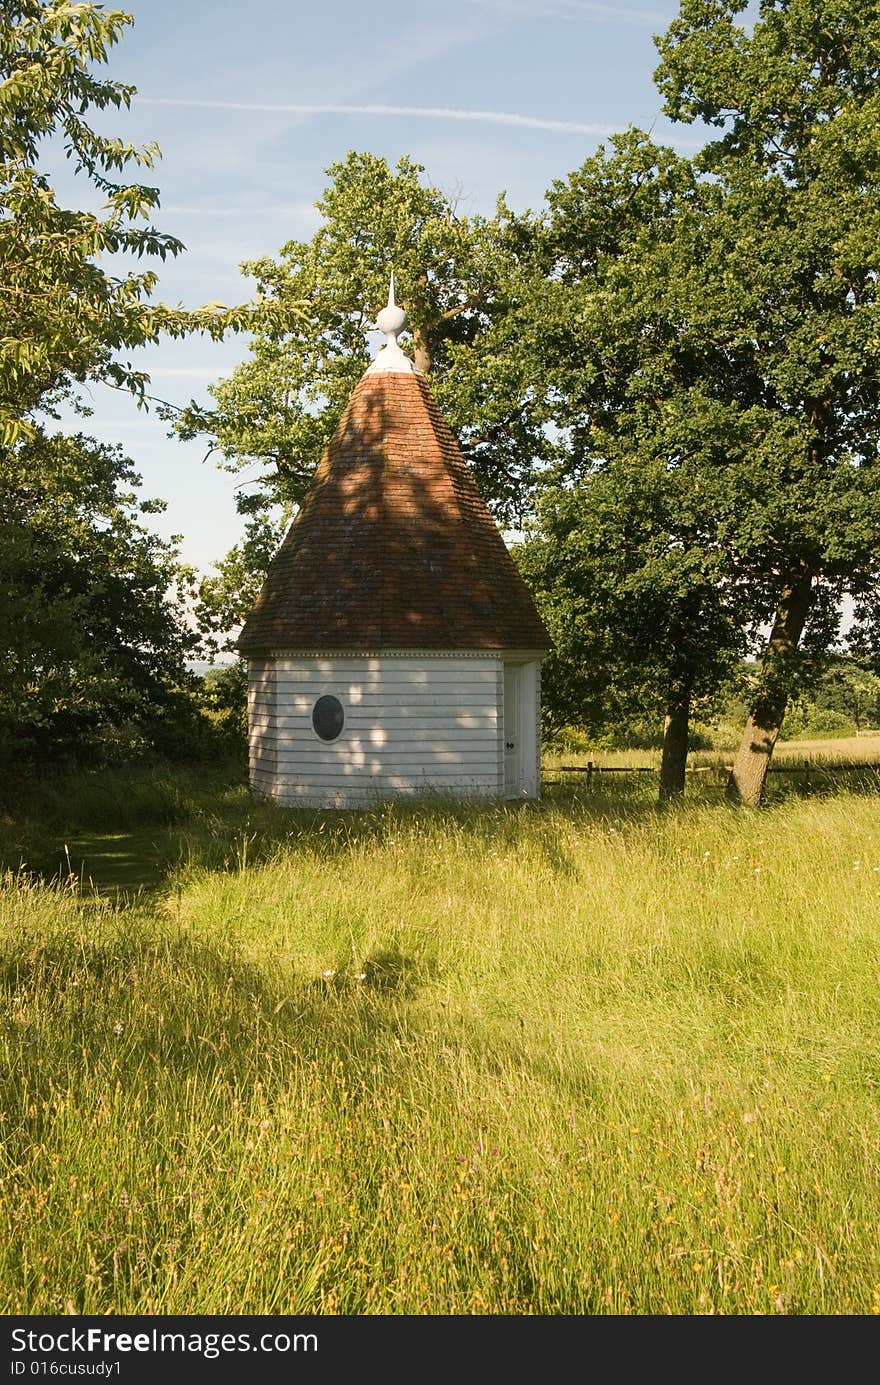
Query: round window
312,694,344,742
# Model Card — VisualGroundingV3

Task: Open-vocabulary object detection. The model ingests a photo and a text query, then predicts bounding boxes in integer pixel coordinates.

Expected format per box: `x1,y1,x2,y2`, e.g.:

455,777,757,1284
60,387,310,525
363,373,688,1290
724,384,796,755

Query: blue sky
56,0,695,573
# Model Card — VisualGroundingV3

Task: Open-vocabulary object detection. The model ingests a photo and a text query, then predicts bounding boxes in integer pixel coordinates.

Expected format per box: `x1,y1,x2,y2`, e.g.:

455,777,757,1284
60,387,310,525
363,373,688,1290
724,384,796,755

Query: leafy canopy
654,0,880,701
507,132,751,746
0,0,299,442
0,428,200,765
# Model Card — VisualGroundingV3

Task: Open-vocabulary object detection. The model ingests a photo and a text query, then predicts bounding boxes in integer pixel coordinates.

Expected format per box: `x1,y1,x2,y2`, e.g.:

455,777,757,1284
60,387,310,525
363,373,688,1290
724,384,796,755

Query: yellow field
774,733,880,764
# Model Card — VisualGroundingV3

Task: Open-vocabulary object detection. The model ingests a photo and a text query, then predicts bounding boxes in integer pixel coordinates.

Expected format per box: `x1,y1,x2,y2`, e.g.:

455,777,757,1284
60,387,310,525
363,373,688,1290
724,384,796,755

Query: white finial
375,271,408,345
366,270,418,375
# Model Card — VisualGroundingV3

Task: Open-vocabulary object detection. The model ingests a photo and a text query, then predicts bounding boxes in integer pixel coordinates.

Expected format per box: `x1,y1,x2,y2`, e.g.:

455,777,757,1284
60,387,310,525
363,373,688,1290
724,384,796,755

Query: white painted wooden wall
247,653,510,808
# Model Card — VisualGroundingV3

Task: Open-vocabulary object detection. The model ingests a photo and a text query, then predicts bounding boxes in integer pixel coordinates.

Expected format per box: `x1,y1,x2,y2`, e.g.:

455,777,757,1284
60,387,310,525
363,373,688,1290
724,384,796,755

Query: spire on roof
366,271,418,375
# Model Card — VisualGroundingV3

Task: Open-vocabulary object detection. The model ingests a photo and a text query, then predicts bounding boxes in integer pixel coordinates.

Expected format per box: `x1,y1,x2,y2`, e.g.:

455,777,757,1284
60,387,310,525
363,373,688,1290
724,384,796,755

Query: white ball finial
365,269,418,375
375,271,408,343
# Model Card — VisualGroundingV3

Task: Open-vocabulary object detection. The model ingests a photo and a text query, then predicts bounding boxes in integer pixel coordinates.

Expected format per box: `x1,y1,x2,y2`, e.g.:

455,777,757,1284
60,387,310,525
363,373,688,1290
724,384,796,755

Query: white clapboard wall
247,653,507,808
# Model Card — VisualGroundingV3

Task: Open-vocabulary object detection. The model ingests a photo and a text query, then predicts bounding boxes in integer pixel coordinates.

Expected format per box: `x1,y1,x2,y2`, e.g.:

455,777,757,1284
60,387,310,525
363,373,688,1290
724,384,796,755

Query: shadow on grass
44,832,171,896
0,916,565,1316
3,761,879,898
0,924,440,1159
166,777,668,879
1,768,664,895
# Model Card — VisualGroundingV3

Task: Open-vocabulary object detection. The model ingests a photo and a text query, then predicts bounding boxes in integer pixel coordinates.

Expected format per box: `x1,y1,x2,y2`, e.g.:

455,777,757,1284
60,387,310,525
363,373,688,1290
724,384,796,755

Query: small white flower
354,973,367,981
112,1022,124,1036
321,969,336,979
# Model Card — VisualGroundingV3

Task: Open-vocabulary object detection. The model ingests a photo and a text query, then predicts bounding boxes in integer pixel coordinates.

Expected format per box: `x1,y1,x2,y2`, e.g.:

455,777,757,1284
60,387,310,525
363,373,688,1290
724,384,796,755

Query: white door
504,664,523,797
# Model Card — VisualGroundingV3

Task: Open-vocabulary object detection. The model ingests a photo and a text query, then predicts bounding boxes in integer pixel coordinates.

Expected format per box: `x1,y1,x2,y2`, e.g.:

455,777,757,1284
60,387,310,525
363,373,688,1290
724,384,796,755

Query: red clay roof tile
236,369,551,654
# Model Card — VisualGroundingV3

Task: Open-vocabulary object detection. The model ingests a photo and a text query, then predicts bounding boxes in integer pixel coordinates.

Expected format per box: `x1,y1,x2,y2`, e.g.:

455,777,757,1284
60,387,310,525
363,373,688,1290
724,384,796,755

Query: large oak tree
654,0,880,803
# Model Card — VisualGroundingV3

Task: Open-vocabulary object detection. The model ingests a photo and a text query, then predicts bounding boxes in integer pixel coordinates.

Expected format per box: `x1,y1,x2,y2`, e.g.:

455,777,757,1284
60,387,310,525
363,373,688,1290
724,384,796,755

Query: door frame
502,660,540,798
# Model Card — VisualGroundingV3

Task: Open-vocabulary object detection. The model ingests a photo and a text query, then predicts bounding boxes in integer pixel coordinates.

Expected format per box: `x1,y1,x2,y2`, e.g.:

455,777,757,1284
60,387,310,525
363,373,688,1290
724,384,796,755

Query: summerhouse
236,281,551,809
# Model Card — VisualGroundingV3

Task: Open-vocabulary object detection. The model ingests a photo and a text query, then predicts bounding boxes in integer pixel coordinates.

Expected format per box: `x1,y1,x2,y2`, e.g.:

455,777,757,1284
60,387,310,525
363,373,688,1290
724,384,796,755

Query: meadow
1,750,879,1315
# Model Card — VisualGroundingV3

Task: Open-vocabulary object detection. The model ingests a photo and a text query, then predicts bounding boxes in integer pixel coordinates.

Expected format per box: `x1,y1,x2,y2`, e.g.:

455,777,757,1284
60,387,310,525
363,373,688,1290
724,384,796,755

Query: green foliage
508,133,751,769
782,705,857,740
0,428,202,766
181,151,543,512
0,0,173,434
0,3,294,762
813,659,880,731
653,0,880,758
196,661,247,760
0,1,298,440
509,1,880,788
780,656,880,739
195,511,287,652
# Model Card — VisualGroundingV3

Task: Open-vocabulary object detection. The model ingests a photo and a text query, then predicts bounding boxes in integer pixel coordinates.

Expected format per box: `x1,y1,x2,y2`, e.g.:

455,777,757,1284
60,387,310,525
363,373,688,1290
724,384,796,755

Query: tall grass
1,770,879,1313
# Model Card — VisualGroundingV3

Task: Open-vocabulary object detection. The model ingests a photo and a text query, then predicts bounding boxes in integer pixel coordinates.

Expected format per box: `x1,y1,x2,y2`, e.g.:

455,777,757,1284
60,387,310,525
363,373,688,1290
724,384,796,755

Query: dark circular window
312,694,344,742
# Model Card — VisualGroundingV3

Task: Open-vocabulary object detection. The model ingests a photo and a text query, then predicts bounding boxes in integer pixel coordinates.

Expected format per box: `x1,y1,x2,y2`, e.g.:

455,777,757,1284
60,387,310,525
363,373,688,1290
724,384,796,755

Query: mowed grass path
1,768,879,1314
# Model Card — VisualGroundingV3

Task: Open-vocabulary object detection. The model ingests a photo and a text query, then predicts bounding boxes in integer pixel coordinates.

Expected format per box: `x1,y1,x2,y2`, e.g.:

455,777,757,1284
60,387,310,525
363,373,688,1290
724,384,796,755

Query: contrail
146,367,227,380
162,204,315,217
138,97,618,137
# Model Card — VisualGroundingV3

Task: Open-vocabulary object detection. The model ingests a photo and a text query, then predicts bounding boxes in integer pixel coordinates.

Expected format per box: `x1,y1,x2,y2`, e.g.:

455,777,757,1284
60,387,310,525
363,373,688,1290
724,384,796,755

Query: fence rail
547,759,880,779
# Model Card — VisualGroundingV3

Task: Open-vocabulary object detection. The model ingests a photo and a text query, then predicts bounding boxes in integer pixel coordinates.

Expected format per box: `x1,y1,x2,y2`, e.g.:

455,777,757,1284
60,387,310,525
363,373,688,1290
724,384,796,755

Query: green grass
1,764,879,1313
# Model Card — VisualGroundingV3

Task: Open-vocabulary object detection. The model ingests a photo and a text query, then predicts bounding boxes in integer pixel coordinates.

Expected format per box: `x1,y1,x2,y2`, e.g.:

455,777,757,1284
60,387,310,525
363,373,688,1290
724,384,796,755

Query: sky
52,0,696,575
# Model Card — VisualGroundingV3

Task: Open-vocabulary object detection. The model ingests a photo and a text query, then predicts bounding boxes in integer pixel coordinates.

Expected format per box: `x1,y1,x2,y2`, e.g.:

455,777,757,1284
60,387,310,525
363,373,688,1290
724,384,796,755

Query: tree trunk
412,324,432,375
659,679,691,803
727,570,815,806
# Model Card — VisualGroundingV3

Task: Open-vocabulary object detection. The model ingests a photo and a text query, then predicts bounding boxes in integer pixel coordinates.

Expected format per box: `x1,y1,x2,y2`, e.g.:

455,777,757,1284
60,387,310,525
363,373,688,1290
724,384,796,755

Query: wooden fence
544,759,880,784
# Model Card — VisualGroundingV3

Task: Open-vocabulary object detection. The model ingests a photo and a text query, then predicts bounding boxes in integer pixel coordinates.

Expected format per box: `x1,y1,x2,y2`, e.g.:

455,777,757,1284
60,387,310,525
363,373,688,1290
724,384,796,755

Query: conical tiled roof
236,368,551,655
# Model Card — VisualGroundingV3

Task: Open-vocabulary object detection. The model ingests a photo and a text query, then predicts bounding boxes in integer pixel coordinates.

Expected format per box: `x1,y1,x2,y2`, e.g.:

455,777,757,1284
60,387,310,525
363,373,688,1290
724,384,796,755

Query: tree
796,656,880,734
0,429,199,766
0,1,292,441
502,131,758,800
509,0,880,803
516,463,745,799
0,2,301,761
175,151,552,643
654,0,880,803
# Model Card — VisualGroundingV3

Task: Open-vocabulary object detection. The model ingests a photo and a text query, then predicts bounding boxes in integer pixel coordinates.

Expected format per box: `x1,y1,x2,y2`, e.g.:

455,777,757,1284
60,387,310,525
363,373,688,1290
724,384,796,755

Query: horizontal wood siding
251,654,504,807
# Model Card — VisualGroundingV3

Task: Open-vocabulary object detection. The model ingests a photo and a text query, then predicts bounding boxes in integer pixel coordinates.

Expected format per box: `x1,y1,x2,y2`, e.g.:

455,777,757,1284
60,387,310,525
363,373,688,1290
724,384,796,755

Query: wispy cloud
468,0,674,28
163,204,316,218
139,97,617,138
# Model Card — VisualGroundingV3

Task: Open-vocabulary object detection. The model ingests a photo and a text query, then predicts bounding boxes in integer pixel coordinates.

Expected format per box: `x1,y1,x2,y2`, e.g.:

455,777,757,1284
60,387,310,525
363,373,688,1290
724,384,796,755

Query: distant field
0,765,879,1313
774,733,880,764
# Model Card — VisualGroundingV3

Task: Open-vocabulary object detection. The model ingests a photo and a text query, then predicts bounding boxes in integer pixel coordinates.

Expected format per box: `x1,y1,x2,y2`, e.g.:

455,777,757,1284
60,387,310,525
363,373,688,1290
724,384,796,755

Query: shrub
783,705,857,740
